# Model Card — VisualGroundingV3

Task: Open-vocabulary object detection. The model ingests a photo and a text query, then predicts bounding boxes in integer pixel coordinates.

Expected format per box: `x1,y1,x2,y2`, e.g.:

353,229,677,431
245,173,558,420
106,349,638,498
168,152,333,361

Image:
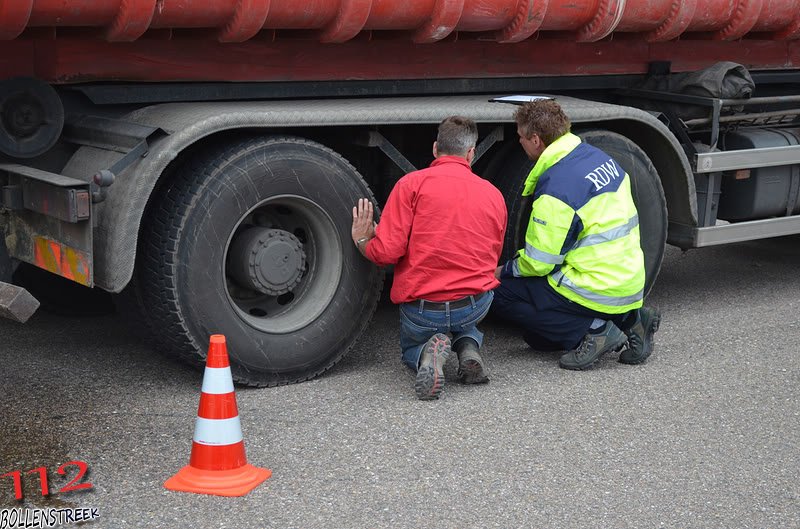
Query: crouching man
352,116,507,400
492,99,661,370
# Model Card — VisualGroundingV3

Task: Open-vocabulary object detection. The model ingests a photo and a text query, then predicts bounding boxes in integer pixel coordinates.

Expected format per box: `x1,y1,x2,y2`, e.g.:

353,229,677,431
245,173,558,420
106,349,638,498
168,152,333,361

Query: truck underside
1,0,800,385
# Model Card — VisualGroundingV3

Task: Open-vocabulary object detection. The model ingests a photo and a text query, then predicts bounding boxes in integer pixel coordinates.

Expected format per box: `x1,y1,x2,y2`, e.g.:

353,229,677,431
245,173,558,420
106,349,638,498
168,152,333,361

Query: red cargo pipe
0,0,33,40
1,0,800,43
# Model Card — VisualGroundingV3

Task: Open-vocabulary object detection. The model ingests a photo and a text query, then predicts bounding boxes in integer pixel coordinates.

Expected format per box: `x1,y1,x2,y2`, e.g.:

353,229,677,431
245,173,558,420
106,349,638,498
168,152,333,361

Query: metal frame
67,76,646,105
0,114,167,287
62,115,166,202
695,145,800,173
617,88,726,146
620,87,800,237
670,216,800,248
474,126,504,164
617,89,800,149
0,164,90,222
0,164,93,286
355,125,504,175
353,131,417,174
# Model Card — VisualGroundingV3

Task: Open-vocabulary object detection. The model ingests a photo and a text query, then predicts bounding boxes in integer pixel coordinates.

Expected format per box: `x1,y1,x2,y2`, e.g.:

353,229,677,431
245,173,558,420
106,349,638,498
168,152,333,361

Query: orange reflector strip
33,237,91,286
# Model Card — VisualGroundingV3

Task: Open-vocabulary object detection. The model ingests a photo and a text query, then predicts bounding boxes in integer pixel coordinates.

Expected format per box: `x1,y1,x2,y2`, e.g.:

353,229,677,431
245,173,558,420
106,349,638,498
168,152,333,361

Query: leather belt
416,291,487,311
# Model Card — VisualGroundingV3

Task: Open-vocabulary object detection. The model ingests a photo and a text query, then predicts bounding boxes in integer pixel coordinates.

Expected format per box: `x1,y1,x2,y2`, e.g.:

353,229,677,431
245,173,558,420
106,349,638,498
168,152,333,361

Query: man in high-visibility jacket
492,99,661,370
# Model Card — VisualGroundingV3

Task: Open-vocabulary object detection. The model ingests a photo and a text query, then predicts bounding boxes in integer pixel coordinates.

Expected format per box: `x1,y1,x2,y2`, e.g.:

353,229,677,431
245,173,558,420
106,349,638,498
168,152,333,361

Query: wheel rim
224,194,342,334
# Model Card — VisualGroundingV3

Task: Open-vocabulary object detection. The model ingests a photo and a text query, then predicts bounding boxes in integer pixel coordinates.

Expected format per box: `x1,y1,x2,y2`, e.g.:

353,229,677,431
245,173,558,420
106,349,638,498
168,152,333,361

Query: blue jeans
399,291,494,370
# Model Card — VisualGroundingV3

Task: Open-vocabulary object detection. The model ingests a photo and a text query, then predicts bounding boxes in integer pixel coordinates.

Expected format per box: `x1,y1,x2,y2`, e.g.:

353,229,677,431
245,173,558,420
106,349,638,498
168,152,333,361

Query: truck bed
1,0,798,83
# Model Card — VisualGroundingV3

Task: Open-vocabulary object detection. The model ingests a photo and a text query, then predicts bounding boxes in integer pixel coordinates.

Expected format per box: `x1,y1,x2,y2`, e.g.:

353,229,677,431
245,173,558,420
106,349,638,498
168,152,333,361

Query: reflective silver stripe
574,215,639,249
551,271,643,307
524,243,565,264
193,416,243,446
201,366,234,395
511,259,522,277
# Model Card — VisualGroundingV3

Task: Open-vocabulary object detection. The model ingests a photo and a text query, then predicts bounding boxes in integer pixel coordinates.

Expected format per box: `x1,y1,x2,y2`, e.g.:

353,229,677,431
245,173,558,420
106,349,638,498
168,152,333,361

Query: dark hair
514,99,571,145
436,116,479,156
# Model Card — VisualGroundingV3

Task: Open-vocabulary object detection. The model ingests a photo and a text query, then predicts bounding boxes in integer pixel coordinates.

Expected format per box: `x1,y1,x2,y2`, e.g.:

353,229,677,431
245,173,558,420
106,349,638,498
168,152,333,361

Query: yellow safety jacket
500,132,645,314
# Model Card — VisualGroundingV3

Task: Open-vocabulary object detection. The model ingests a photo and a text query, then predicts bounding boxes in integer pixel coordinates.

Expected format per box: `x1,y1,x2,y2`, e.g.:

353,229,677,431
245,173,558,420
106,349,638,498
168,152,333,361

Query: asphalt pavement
0,237,798,529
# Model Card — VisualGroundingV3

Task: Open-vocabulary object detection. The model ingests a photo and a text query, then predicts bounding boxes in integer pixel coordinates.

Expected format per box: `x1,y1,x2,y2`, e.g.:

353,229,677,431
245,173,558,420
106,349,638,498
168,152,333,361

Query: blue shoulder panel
534,143,626,210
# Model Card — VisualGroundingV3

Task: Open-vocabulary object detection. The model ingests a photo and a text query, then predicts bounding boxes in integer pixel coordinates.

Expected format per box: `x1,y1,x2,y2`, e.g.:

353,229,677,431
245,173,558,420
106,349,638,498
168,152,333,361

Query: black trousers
491,275,634,351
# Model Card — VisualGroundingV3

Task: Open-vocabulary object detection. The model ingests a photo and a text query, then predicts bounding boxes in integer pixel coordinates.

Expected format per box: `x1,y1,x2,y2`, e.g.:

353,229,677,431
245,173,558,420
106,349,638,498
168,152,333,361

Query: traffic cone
164,334,271,497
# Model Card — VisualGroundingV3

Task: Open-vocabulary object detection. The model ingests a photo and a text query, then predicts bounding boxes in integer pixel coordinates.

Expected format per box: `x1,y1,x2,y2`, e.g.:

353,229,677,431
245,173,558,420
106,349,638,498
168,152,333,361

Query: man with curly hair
492,99,661,370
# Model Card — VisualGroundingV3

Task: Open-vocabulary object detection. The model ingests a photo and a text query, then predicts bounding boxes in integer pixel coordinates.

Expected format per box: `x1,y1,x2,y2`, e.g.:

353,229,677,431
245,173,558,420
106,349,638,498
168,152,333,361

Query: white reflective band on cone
193,416,244,446
200,366,235,394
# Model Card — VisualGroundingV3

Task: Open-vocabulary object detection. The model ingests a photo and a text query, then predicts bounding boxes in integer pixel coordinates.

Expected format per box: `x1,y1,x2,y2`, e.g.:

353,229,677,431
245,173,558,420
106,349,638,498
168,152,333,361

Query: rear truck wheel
494,130,667,296
135,136,384,387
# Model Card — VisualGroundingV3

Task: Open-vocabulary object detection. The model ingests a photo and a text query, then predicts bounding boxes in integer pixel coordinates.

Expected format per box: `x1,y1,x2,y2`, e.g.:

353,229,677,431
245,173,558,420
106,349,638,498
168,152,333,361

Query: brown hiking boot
414,333,451,400
454,338,489,384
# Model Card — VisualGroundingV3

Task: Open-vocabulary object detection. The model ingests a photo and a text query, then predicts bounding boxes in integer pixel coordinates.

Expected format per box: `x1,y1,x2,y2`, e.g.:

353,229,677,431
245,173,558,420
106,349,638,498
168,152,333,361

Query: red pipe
106,0,157,41
644,0,699,42
2,0,800,43
217,0,271,43
0,0,33,40
413,0,464,44
495,0,548,43
713,0,764,40
319,0,371,43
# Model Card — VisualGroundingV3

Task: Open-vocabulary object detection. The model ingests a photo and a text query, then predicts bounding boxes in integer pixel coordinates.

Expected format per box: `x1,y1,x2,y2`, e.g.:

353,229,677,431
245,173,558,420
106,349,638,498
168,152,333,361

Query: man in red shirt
352,116,507,400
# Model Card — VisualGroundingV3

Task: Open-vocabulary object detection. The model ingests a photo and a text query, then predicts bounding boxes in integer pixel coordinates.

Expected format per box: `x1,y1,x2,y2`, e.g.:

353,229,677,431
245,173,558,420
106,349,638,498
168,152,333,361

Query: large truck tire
495,130,667,296
134,136,384,387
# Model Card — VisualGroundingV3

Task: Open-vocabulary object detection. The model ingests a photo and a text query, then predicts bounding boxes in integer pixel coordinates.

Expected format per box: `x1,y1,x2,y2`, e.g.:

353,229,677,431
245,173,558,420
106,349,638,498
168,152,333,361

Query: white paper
490,95,554,103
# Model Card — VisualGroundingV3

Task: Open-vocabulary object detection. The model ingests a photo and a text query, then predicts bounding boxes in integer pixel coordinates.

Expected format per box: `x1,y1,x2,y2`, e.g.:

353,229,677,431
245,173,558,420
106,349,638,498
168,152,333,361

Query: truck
1,0,798,386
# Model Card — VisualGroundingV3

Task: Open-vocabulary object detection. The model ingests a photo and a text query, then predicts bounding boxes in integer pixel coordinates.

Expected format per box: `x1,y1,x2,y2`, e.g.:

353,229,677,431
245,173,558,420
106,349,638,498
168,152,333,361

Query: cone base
164,464,271,497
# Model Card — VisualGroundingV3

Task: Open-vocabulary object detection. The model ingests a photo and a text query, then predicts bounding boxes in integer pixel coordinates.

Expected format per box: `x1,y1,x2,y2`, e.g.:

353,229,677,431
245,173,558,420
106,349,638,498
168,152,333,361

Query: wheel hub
229,228,306,296
2,96,43,138
0,77,64,158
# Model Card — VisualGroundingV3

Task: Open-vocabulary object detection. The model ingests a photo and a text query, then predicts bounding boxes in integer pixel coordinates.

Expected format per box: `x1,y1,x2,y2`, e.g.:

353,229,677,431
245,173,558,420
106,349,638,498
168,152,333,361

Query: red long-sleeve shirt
365,156,507,303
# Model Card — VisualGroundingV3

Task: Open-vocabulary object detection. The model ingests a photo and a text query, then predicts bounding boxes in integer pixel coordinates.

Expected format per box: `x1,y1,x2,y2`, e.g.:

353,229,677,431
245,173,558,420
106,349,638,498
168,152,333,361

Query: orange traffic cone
164,334,271,496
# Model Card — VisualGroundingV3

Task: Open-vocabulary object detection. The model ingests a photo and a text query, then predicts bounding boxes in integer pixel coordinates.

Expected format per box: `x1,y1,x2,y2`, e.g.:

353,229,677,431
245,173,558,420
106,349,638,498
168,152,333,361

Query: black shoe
619,307,661,365
415,334,451,400
559,322,626,371
454,338,489,384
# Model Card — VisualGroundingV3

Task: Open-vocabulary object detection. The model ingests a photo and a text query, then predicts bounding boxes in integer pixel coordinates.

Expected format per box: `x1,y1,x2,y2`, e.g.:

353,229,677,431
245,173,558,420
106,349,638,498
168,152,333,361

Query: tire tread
133,136,384,386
